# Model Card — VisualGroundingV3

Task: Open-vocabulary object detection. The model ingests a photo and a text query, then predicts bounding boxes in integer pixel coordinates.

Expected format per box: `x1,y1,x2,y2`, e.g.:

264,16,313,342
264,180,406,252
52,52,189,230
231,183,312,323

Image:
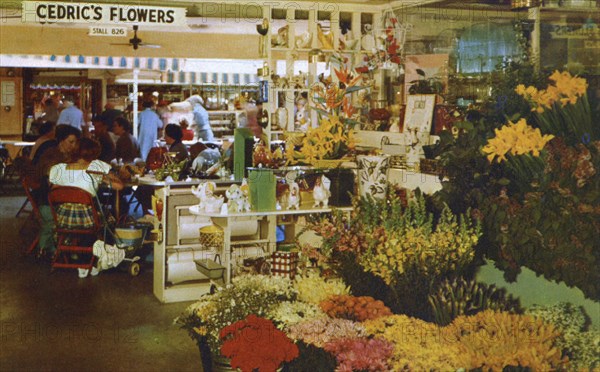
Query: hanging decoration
356,9,411,73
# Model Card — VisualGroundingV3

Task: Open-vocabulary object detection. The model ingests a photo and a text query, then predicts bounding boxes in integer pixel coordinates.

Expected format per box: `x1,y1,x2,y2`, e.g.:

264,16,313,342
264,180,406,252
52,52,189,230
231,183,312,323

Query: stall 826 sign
22,1,187,27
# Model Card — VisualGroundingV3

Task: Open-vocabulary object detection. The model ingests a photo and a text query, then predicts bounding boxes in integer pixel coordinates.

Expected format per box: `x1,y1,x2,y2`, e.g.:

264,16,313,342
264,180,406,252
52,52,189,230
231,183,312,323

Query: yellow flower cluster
293,272,351,305
516,70,588,113
482,118,555,163
360,207,479,286
364,311,567,371
286,115,356,165
447,310,567,371
363,315,462,371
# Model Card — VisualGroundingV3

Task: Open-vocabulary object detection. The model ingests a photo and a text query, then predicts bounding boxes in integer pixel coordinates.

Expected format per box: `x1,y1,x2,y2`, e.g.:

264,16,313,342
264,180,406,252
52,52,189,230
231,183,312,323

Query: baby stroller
89,171,150,276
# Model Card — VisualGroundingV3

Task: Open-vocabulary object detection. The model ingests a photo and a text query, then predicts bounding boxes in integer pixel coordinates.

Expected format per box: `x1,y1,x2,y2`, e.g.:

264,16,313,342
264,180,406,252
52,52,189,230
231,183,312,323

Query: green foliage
482,140,600,299
433,119,508,215
526,302,600,370
408,68,444,95
429,278,523,326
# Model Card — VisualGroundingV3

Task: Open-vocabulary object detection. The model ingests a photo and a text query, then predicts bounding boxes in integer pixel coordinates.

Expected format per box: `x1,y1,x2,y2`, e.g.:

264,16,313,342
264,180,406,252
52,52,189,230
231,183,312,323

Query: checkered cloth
56,203,95,230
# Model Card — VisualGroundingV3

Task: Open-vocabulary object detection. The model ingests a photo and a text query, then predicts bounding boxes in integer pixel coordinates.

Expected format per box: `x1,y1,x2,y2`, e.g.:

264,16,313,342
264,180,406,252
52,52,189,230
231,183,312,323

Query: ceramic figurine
287,182,301,210
226,184,251,213
253,142,272,168
312,175,331,208
191,181,218,212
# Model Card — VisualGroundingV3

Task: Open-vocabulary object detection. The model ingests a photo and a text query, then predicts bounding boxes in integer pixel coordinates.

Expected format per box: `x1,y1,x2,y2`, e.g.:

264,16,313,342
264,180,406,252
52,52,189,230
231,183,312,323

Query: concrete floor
0,193,202,371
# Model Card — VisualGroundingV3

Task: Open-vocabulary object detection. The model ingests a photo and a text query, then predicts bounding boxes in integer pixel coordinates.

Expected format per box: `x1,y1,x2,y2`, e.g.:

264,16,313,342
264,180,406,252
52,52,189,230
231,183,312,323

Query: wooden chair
20,175,42,255
48,186,101,272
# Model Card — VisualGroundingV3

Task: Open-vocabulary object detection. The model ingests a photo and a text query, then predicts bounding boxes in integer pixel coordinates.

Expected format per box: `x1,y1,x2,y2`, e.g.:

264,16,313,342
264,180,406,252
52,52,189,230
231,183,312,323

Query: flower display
285,114,356,165
286,317,367,348
286,64,365,165
482,118,555,163
323,337,394,372
515,70,596,142
220,315,299,372
364,315,462,371
526,302,600,370
515,70,587,113
319,295,392,321
176,274,295,354
293,272,351,305
268,301,327,330
360,200,480,286
447,310,567,371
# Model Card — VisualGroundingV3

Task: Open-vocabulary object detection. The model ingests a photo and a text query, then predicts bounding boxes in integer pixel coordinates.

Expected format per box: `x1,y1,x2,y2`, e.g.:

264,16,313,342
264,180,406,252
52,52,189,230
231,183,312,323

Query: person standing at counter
57,96,84,130
113,117,140,163
138,100,163,162
187,95,214,141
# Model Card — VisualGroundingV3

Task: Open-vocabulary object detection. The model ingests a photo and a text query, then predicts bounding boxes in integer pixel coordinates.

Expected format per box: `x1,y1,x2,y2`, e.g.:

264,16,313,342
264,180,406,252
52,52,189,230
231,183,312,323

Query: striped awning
0,54,260,85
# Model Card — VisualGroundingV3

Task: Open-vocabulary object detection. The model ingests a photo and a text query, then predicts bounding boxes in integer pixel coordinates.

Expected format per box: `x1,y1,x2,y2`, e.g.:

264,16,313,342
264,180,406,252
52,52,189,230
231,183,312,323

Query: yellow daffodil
482,119,554,163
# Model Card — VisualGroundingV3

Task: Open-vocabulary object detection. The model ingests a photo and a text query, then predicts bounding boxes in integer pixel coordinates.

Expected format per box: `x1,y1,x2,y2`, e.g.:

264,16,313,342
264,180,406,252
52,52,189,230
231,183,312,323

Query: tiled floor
0,191,202,371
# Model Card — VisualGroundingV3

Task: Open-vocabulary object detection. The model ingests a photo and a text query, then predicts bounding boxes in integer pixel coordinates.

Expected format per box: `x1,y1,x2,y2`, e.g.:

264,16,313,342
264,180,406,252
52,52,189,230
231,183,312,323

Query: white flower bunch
268,301,327,330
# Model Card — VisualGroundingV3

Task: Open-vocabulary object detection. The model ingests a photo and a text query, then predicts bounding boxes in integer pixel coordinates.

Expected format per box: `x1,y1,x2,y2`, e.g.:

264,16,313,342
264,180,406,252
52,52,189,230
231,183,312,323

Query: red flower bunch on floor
219,314,299,372
324,337,394,372
319,295,392,322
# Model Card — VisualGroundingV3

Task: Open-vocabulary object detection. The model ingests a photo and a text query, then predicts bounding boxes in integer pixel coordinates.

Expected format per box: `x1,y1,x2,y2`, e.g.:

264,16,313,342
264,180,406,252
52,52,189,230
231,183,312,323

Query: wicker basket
199,224,224,251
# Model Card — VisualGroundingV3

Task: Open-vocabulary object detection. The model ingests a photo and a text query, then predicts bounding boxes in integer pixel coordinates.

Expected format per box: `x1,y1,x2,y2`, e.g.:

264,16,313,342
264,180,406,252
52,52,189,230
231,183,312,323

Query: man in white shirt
57,96,84,130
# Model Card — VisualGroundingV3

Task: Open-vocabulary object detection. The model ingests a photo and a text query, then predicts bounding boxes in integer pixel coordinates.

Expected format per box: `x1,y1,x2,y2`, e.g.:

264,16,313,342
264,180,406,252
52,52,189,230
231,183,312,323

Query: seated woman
50,137,123,196
49,138,123,229
49,138,124,277
164,123,189,161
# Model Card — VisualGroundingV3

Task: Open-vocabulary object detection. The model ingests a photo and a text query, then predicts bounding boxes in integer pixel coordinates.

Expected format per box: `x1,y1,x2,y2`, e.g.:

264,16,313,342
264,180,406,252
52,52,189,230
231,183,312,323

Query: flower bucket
198,341,238,372
357,155,390,200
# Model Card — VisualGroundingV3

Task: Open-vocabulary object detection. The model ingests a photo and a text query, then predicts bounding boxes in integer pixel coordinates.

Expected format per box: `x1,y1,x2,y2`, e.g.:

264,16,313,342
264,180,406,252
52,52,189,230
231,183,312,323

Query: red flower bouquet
219,314,299,372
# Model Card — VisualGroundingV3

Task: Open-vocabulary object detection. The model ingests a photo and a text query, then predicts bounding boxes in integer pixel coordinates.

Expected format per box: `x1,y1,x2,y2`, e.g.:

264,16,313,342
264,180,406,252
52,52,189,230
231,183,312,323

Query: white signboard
22,1,187,27
88,26,127,37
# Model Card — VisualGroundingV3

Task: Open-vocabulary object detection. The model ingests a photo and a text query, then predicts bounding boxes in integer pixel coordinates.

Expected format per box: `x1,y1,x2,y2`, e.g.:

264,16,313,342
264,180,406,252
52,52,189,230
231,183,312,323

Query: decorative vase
357,155,390,200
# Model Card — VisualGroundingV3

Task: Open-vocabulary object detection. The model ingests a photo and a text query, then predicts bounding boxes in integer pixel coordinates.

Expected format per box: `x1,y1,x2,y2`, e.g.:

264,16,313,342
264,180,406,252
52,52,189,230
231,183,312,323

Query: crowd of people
19,93,276,276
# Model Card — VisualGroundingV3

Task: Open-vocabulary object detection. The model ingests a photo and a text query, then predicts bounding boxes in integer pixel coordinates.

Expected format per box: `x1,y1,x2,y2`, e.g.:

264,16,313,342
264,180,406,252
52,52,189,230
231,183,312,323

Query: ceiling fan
111,25,161,50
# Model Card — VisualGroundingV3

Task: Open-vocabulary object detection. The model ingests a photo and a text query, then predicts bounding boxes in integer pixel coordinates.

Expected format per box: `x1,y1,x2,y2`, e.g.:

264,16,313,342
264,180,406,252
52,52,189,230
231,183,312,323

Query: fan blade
139,43,162,49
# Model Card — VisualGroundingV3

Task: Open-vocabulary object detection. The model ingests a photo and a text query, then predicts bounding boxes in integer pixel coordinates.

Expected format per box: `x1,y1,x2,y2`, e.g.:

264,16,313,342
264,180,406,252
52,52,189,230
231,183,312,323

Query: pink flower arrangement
219,314,299,372
324,337,394,372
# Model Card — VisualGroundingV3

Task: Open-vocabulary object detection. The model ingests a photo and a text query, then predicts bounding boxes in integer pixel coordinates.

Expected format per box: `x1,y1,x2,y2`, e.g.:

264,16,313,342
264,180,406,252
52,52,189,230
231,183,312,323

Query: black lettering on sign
138,8,148,22
166,10,174,23
127,8,137,22
36,5,46,18
157,10,164,23
110,7,118,22
93,6,102,21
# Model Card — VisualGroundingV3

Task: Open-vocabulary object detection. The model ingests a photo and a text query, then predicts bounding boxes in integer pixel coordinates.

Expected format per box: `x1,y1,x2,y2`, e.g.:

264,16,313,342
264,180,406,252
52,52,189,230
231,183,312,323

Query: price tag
88,26,127,37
